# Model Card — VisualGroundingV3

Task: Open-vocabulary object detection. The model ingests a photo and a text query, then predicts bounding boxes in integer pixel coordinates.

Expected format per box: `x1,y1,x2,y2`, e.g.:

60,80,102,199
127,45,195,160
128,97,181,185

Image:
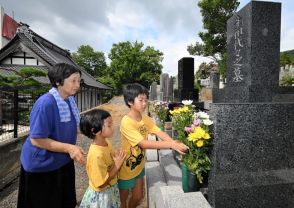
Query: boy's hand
171,140,189,155
112,148,126,169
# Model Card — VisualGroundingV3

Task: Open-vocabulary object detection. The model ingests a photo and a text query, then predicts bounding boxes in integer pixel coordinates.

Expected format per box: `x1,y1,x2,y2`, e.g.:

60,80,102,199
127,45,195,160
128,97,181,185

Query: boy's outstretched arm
155,130,173,142
138,139,188,155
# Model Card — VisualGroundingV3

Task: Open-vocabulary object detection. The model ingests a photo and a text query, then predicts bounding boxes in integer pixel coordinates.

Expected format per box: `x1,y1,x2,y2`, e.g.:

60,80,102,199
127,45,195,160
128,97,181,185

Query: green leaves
108,41,163,94
188,0,240,77
72,45,107,77
72,41,163,94
280,51,294,67
0,67,46,89
183,146,211,183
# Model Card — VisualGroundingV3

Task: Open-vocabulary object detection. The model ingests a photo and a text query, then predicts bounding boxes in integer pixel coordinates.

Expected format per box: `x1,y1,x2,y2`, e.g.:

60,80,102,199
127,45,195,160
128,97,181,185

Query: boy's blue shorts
118,169,145,190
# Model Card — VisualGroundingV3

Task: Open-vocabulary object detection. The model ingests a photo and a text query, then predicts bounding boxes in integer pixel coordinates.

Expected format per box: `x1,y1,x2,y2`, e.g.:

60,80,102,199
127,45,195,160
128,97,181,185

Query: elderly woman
17,63,86,208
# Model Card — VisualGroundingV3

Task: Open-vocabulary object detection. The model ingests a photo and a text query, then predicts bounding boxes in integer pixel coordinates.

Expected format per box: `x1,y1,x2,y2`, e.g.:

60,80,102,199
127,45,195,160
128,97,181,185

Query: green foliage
72,45,107,77
0,67,47,91
188,0,240,77
196,62,217,79
280,51,294,67
281,74,294,86
108,41,163,94
217,52,227,76
195,61,218,89
182,145,211,184
280,51,294,86
19,111,30,125
96,74,116,89
195,79,202,91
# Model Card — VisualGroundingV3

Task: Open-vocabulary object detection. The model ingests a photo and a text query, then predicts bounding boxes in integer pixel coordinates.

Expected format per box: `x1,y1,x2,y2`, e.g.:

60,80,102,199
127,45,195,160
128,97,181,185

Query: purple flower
193,119,201,126
184,127,192,132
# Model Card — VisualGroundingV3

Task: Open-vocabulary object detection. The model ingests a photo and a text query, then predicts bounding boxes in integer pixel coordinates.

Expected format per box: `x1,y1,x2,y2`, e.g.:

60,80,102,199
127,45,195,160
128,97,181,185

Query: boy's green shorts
118,169,145,190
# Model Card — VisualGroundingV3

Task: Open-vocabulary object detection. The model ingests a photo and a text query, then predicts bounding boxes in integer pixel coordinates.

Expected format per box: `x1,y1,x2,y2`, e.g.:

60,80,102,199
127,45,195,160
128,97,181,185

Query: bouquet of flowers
152,101,169,128
183,111,213,183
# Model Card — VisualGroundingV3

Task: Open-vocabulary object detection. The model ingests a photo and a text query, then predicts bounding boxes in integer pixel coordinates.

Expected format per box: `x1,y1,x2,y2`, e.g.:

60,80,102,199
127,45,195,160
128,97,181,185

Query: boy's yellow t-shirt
118,114,160,180
86,139,117,192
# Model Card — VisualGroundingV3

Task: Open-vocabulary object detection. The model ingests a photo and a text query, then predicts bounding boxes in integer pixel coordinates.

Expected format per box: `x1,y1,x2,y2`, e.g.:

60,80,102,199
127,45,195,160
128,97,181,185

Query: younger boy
118,83,188,208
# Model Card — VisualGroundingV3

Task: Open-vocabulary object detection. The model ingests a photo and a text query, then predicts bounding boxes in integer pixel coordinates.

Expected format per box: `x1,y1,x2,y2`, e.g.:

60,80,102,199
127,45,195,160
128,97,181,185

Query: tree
0,67,47,90
72,45,107,77
107,41,163,93
280,52,294,67
187,0,239,76
194,62,218,90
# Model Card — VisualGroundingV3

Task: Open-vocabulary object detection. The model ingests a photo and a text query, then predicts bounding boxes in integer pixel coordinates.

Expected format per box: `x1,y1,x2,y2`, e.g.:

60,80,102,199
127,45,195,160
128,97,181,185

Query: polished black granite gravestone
176,57,199,103
208,1,294,208
178,57,194,89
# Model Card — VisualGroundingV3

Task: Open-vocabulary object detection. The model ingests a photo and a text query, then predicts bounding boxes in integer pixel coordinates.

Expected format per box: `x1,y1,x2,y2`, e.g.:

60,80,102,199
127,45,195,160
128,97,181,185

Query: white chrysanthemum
182,100,193,105
203,119,213,126
197,111,209,119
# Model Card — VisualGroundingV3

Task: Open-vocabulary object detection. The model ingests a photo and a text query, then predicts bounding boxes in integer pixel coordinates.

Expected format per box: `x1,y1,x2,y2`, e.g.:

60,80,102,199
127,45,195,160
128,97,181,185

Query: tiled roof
0,25,112,90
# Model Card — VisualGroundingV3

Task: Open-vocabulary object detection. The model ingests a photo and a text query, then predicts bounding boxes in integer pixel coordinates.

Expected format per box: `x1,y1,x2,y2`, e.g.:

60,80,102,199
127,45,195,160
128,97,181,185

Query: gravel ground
0,96,147,208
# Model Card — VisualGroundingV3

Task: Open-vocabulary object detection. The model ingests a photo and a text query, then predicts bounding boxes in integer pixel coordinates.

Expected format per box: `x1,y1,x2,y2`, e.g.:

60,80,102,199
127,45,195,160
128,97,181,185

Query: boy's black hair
123,83,149,108
79,109,111,139
48,63,81,88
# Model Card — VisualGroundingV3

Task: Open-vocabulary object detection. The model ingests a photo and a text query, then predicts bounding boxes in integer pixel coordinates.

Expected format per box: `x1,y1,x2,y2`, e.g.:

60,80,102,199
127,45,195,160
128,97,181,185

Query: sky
1,0,293,76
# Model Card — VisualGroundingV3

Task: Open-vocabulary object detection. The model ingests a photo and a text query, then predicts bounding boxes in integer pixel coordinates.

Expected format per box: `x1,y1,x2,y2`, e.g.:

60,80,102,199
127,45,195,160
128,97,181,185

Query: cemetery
1,1,294,208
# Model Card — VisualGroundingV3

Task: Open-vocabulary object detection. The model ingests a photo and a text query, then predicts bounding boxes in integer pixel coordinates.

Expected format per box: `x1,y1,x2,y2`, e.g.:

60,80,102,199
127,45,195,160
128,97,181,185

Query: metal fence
0,86,113,143
0,87,42,143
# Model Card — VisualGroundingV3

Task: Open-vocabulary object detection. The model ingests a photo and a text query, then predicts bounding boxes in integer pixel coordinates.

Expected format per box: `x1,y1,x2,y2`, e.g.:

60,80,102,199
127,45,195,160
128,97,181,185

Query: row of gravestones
150,1,294,207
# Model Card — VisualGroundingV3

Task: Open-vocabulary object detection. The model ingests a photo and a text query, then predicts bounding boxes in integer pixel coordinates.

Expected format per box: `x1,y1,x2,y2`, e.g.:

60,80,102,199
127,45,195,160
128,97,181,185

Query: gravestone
208,2,294,208
210,72,219,89
160,73,169,101
149,81,158,101
176,57,199,102
213,1,280,103
165,76,173,101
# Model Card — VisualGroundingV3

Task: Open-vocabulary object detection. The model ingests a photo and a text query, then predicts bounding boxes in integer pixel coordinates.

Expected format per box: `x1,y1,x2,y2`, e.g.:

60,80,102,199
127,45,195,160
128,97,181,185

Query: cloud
1,0,293,77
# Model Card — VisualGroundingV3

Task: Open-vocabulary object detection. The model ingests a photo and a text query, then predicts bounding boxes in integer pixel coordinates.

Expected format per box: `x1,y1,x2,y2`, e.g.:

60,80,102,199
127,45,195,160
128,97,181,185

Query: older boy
118,83,188,208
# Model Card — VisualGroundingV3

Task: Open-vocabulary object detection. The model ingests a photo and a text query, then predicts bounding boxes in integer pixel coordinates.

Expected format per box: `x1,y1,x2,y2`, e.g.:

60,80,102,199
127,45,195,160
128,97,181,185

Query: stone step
158,149,182,186
155,185,211,208
145,161,167,208
155,185,184,208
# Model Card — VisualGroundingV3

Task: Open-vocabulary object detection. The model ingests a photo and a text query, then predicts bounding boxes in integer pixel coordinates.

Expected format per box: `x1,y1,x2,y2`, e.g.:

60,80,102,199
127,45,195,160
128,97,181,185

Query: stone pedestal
208,103,294,208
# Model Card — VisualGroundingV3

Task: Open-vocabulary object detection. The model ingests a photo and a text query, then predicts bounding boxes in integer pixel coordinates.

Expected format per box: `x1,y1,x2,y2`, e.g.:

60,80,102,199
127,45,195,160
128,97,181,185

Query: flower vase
181,163,201,192
201,171,209,188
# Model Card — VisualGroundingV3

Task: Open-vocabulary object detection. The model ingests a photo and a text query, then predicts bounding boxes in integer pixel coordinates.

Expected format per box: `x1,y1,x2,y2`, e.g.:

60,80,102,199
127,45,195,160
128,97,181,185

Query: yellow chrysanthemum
180,106,189,113
187,132,199,142
170,108,180,115
193,126,206,136
203,132,210,140
196,140,204,147
188,127,211,143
